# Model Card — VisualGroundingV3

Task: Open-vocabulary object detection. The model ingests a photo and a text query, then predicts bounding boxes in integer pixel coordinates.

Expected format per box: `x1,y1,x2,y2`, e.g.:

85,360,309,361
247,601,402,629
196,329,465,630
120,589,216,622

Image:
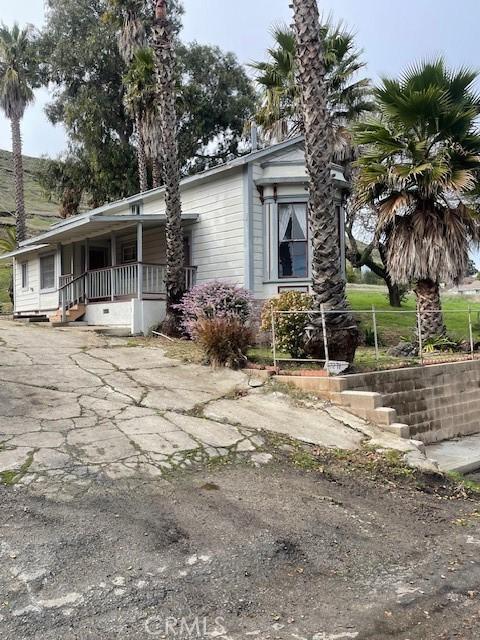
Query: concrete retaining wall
337,360,480,444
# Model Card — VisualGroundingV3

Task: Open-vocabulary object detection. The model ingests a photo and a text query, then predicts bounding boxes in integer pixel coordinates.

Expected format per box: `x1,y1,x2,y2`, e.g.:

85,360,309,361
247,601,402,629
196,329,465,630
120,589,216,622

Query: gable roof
19,136,305,248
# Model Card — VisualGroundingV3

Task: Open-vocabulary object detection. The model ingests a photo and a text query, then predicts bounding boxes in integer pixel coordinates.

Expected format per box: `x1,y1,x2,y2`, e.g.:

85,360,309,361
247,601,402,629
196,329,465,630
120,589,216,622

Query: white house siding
112,227,167,265
186,171,245,285
251,162,265,299
14,253,60,315
14,257,39,313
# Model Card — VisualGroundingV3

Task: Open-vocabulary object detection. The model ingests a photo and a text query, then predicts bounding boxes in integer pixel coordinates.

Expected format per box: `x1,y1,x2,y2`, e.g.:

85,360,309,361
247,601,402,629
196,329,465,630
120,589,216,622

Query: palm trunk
11,116,26,245
135,110,149,193
152,159,162,188
153,0,185,333
291,0,358,362
414,279,446,342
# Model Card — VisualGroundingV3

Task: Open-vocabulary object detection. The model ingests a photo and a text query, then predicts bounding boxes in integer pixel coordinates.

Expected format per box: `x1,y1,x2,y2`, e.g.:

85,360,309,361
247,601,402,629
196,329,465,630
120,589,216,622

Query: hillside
0,149,60,233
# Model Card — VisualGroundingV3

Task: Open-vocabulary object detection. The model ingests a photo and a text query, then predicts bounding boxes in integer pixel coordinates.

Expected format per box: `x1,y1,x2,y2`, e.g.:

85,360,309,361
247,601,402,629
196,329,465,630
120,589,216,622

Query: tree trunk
152,159,162,188
153,0,185,333
414,279,446,342
387,279,402,308
291,0,358,362
11,117,26,245
135,110,149,193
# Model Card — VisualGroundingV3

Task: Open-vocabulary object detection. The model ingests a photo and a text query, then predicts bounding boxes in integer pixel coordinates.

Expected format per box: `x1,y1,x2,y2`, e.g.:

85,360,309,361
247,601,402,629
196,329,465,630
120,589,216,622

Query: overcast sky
0,0,479,158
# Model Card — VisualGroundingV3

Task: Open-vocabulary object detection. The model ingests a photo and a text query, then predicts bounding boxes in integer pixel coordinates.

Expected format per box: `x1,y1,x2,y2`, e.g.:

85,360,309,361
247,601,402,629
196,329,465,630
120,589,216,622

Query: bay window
278,202,308,278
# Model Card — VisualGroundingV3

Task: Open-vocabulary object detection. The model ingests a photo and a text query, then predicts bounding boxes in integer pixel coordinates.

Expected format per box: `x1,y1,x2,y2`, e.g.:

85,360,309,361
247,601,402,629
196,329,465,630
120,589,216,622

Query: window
131,203,142,216
278,203,308,278
40,254,55,290
121,241,137,264
21,263,28,289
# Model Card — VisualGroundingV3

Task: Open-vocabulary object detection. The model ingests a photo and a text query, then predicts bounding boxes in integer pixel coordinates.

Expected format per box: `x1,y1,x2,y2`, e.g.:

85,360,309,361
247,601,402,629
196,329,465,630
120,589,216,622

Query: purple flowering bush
175,281,253,339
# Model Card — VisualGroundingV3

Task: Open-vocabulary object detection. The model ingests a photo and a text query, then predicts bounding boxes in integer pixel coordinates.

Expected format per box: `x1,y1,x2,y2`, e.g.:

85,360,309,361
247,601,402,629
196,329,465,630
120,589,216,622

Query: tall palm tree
108,0,146,64
251,21,373,157
123,47,156,192
291,0,358,362
0,24,39,245
354,60,480,340
152,0,184,332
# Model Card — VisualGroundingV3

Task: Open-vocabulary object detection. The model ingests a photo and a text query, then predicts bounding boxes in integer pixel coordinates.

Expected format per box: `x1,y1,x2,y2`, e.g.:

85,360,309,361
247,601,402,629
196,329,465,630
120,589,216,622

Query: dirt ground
1,449,479,640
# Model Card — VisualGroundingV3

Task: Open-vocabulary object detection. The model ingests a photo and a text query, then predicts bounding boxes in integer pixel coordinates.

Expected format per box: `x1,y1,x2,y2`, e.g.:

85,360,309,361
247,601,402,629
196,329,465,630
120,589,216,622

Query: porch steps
50,303,86,326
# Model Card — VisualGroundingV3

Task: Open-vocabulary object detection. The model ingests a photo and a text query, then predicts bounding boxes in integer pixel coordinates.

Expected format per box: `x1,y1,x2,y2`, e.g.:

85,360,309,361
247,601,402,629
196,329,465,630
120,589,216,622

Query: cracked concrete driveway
1,320,480,640
0,318,408,497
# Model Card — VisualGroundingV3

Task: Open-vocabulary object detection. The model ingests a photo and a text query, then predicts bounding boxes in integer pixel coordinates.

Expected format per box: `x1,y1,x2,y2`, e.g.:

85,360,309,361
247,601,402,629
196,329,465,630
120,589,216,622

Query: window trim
277,201,309,280
264,194,345,283
20,262,29,290
121,241,138,264
39,253,56,292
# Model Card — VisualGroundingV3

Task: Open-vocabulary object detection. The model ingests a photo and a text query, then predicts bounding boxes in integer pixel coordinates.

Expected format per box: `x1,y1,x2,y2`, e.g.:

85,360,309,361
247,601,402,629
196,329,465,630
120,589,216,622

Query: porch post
110,233,116,301
85,238,89,302
137,222,143,300
70,242,75,276
56,243,62,292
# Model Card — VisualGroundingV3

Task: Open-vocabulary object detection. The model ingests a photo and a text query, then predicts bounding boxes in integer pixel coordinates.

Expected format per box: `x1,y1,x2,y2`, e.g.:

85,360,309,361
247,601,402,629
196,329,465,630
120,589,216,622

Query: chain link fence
268,305,480,373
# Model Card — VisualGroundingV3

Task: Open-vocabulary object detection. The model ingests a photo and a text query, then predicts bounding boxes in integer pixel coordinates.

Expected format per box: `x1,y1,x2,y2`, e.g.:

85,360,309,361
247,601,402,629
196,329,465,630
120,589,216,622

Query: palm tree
0,24,39,245
251,21,373,158
291,0,359,362
108,0,146,64
124,47,157,192
354,60,480,340
152,0,184,332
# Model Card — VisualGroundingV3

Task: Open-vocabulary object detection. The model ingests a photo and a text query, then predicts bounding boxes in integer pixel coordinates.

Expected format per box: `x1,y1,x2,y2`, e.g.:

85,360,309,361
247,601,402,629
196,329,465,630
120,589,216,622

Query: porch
47,214,196,326
58,263,197,307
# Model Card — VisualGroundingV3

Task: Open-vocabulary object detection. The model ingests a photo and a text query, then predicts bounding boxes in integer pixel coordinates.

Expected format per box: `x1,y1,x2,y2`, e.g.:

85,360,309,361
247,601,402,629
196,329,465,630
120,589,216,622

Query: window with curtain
40,254,56,290
278,203,308,278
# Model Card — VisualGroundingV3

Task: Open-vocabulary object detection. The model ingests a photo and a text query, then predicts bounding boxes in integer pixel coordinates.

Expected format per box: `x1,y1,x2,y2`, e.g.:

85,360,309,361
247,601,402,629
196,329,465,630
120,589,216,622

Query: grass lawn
348,289,480,344
249,288,480,371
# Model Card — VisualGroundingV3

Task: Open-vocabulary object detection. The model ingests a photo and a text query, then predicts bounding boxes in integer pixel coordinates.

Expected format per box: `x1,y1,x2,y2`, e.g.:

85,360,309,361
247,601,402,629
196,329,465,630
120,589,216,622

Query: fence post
372,305,379,368
468,306,474,360
320,304,330,368
271,310,277,369
416,311,424,365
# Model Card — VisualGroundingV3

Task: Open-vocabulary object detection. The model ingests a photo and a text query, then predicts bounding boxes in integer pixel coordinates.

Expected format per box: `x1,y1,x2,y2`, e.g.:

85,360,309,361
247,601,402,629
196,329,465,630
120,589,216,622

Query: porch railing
59,272,87,322
59,274,74,288
58,263,197,305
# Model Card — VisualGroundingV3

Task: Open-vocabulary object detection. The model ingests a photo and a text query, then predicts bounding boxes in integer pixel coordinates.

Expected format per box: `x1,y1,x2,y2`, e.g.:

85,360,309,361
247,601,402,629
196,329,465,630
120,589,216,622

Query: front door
89,246,110,270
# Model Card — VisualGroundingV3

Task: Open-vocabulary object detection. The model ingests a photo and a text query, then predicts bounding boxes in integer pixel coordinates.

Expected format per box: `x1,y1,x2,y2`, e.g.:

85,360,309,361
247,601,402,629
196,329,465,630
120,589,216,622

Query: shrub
260,291,314,358
175,281,253,339
195,317,253,368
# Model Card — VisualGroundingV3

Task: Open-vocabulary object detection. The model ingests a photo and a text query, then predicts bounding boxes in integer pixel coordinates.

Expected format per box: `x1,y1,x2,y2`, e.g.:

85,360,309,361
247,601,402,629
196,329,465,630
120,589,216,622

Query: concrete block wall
339,360,480,444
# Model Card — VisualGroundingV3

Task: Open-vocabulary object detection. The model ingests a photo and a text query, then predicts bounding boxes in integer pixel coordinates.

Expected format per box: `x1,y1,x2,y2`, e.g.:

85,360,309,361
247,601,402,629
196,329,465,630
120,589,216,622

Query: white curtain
293,203,307,239
279,206,291,242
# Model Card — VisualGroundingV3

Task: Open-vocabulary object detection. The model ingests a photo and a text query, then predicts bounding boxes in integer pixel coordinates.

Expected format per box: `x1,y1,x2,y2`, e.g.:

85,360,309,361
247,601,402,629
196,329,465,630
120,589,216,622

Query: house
0,137,349,335
449,279,480,297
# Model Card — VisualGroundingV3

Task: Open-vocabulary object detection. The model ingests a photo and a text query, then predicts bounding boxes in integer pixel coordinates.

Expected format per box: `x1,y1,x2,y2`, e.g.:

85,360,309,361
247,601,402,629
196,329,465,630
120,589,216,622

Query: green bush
261,291,314,358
